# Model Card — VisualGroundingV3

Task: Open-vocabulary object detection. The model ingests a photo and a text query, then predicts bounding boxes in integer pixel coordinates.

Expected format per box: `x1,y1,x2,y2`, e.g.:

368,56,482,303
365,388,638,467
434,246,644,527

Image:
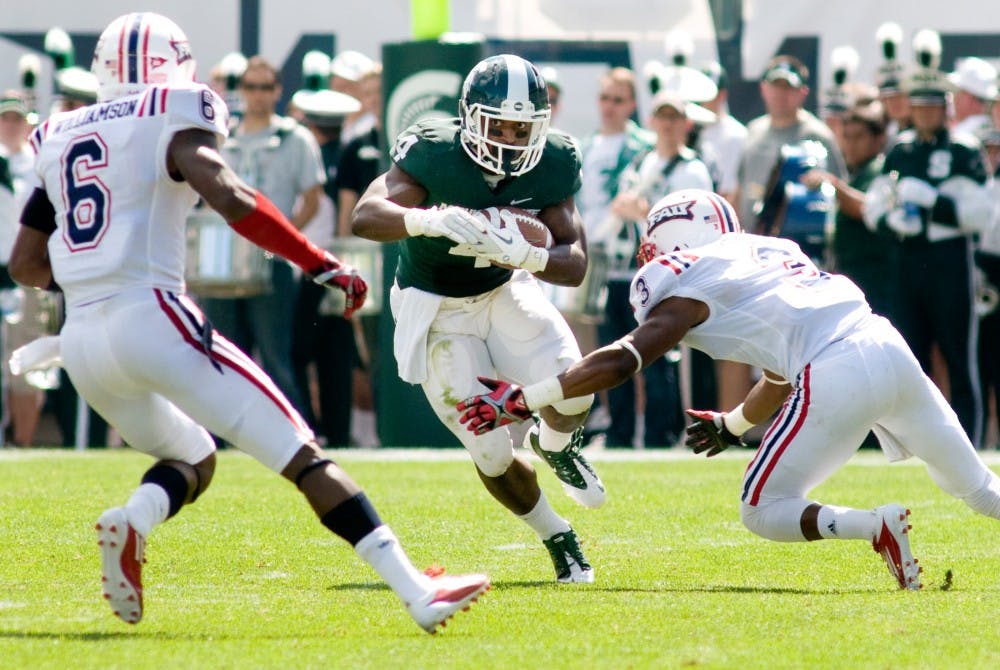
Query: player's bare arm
456,295,707,434
351,165,428,241
9,187,58,289
740,371,793,424
553,296,708,401
170,127,368,316
533,195,587,286
9,226,54,289
168,128,258,218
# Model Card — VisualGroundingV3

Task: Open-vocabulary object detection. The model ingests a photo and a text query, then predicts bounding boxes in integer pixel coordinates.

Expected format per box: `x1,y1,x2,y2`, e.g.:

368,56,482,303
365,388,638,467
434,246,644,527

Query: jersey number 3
61,133,111,250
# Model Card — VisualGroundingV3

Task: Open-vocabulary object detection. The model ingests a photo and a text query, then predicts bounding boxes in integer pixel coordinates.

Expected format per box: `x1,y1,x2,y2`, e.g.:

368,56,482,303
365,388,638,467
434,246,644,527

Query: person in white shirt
696,61,747,204
458,188,1000,592
604,91,713,448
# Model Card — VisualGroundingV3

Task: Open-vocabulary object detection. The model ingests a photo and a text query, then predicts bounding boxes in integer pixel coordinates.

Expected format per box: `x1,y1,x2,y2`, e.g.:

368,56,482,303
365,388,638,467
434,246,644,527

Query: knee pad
958,471,1000,519
465,430,515,477
740,499,811,542
551,392,594,417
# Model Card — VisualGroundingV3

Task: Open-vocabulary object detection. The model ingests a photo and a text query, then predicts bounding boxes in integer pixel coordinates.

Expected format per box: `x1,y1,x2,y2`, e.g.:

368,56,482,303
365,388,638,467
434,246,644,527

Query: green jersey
391,117,582,297
882,127,987,232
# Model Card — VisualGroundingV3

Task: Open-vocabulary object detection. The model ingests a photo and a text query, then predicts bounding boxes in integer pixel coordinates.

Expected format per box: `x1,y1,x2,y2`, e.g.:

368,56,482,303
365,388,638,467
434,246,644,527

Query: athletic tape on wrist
723,403,755,436
403,208,427,237
521,246,549,274
521,376,565,410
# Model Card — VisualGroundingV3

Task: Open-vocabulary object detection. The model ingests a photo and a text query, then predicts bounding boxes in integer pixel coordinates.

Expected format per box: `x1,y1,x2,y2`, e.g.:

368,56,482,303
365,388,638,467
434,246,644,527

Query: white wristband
723,403,755,436
521,376,565,410
403,208,428,237
520,246,549,274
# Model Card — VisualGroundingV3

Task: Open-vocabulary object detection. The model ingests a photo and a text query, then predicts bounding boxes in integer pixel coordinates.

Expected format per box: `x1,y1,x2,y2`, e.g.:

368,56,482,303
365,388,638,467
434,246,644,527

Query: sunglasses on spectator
599,94,628,104
240,82,277,91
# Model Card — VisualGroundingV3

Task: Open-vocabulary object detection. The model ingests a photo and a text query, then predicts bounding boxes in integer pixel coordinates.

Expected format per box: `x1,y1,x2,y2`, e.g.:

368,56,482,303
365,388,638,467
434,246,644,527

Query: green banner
376,38,485,447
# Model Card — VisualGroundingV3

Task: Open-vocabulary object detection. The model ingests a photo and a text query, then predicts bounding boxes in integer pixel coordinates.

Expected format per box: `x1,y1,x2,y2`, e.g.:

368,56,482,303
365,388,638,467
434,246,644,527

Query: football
475,206,554,249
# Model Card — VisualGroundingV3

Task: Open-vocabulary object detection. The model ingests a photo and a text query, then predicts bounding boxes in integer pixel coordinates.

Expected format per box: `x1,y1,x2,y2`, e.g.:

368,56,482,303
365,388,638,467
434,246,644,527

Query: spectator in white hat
948,56,998,137
329,50,378,144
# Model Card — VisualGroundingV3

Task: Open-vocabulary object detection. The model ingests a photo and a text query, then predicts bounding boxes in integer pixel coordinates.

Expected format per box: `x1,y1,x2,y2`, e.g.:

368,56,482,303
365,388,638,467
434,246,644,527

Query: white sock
123,483,170,538
354,525,429,604
816,505,878,540
538,423,574,453
517,492,571,540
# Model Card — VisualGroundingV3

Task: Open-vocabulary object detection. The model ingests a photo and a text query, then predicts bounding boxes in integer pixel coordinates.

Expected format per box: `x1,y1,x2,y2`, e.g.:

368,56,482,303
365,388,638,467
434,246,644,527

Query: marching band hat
948,57,998,101
291,89,361,127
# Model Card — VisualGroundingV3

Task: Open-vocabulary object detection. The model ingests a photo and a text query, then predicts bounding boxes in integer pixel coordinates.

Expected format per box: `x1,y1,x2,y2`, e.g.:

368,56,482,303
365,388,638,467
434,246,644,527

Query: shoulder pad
159,84,229,138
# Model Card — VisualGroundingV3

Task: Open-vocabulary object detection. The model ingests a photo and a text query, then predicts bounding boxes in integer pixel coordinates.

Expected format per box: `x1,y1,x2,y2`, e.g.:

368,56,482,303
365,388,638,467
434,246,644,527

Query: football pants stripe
742,364,811,505
154,289,309,433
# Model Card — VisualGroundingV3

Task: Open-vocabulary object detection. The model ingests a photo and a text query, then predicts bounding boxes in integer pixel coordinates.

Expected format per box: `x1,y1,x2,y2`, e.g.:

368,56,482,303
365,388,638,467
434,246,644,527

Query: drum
317,236,384,317
546,246,609,323
756,141,834,263
185,209,272,297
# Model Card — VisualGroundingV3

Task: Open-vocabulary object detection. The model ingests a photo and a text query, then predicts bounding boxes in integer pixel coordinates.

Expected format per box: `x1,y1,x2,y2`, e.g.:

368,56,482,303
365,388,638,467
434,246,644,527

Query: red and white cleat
406,569,490,634
872,504,922,591
95,507,146,624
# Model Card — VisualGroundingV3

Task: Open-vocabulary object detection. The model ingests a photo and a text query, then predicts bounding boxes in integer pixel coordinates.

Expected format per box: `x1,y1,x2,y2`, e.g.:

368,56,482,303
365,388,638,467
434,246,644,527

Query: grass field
2,447,999,669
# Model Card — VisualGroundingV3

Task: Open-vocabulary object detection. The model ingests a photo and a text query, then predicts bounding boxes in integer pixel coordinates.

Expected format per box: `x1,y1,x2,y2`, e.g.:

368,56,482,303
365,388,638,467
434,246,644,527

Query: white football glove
448,221,549,273
885,207,923,237
897,177,938,208
403,206,488,245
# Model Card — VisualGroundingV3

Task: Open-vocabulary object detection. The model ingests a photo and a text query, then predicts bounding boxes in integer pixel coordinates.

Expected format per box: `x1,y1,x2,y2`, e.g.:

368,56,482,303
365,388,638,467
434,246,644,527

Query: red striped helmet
91,12,196,102
638,189,742,264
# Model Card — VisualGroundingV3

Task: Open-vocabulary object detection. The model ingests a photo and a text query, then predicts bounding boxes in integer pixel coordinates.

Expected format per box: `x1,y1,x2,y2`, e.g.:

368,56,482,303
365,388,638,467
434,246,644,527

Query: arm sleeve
19,187,57,235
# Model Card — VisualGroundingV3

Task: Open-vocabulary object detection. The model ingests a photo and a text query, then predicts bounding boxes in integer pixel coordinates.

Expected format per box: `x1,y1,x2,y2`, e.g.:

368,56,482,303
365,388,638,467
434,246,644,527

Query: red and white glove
310,252,368,318
684,409,747,457
457,376,533,435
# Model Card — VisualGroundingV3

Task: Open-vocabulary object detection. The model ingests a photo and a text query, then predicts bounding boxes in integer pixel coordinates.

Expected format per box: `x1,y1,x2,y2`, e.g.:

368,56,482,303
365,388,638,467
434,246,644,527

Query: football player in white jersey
8,12,487,633
458,187,1000,591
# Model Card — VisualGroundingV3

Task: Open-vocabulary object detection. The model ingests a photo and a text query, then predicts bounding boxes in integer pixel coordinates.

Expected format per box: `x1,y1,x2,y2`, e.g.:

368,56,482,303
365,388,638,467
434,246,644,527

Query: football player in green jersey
353,54,603,583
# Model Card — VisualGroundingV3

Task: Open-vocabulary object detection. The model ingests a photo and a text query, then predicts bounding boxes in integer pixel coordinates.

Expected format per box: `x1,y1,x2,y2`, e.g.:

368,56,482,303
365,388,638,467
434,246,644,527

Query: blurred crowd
2,21,999,450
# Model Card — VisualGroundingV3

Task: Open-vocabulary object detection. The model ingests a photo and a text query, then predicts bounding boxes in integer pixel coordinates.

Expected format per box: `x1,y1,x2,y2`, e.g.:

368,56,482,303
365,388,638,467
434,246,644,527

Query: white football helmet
638,189,742,264
91,12,197,102
459,54,551,177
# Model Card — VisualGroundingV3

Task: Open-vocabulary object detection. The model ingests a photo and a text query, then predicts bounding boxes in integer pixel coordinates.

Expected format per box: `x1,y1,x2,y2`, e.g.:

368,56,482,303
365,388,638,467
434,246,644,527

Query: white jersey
29,84,228,307
630,233,871,379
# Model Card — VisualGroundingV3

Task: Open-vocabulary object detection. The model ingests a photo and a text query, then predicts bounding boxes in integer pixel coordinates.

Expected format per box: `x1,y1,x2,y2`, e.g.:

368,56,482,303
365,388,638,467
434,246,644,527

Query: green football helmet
459,54,550,177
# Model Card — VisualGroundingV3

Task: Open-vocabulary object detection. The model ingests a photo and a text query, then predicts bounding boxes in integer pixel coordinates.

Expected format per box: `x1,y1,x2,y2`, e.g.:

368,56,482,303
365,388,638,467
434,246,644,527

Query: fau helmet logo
647,199,695,233
170,39,193,65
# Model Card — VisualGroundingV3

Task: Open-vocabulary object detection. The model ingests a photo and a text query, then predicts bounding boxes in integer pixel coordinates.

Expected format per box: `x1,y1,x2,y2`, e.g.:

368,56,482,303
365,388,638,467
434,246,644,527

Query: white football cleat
406,569,490,634
525,425,606,509
95,507,147,623
872,504,922,591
